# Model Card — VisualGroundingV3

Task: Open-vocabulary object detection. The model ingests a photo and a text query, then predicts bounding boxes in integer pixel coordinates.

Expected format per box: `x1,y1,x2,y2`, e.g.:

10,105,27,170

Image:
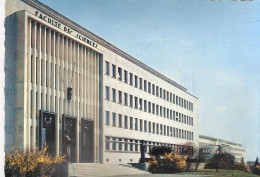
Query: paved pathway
68,163,210,177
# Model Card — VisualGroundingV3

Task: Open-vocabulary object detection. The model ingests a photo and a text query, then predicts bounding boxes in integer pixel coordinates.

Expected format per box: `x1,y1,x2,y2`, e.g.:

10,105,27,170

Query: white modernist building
5,0,199,164
199,135,246,162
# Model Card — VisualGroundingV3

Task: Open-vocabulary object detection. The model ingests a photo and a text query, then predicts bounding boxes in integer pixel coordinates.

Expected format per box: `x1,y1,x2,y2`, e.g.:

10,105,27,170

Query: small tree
255,157,259,167
207,152,235,172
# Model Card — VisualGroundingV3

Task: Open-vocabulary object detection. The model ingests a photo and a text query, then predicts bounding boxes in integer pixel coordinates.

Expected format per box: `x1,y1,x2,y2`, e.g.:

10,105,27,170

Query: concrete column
42,26,46,111
26,18,32,150
76,43,80,163
47,28,51,111
51,31,55,112
55,33,60,156
31,20,37,149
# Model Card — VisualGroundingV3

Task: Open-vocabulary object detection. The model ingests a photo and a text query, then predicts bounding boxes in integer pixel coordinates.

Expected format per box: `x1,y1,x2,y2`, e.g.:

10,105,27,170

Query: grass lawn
182,169,259,177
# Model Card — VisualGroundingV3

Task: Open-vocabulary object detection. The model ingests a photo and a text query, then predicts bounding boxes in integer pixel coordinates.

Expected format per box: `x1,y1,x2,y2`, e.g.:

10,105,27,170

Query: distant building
199,135,246,162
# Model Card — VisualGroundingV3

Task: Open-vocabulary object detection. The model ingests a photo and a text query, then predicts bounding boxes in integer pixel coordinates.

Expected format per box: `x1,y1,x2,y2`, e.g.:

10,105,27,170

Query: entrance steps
65,163,150,177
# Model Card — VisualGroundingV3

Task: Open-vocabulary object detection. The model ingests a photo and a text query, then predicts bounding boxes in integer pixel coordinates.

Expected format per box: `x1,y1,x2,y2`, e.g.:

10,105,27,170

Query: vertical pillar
31,21,37,149
26,18,32,150
55,33,60,156
47,29,51,111
42,26,46,111
75,43,80,163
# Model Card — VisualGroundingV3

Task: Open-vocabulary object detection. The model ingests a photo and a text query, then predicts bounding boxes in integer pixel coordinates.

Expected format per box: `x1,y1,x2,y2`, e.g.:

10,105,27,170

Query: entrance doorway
39,110,56,155
62,115,77,162
80,118,94,162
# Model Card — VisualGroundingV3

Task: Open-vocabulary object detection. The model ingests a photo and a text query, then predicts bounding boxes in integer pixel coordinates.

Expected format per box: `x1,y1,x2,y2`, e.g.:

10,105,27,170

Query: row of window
105,61,194,111
105,111,194,140
105,136,194,152
105,87,194,126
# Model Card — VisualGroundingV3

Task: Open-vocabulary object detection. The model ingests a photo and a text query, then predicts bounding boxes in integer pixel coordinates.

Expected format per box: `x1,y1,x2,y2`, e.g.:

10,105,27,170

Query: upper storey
6,0,197,98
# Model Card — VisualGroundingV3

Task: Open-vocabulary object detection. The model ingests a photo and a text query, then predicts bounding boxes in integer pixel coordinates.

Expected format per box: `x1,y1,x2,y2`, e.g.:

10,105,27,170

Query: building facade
5,0,198,164
199,135,246,162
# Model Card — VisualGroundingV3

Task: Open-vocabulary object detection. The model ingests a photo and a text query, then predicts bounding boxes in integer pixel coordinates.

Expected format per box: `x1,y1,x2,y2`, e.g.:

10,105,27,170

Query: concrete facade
5,0,198,164
199,135,246,162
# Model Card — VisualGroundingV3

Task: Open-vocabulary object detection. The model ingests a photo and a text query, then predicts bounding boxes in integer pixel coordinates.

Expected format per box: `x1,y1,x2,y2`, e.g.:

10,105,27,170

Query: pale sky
39,0,260,161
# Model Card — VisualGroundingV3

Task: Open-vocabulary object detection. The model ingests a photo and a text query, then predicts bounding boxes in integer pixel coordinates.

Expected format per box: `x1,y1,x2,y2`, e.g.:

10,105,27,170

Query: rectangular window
124,70,128,83
139,98,143,110
105,111,110,125
144,80,147,91
176,112,178,121
170,127,173,136
124,139,128,151
148,121,151,133
179,97,181,106
129,73,133,85
130,117,133,129
148,82,151,93
156,105,159,116
112,64,116,78
119,138,122,151
144,120,147,132
152,103,155,114
160,106,162,117
130,139,133,151
152,84,155,95
170,93,172,102
164,125,166,136
176,95,178,105
105,61,110,75
129,95,133,107
124,116,128,128
167,109,169,119
112,88,116,102
160,88,162,98
144,100,147,112
167,126,169,136
105,86,110,100
139,78,142,90
173,94,175,104
139,119,143,131
148,102,151,113
135,118,138,130
153,123,155,134
173,111,175,121
156,86,159,97
163,90,166,100
134,97,138,109
118,67,122,80
156,123,159,134
106,136,110,150
112,112,116,126
124,93,128,106
134,75,138,88
167,91,169,101
112,137,116,150
135,140,138,152
118,114,122,127
160,124,163,135
179,113,181,122
118,90,122,104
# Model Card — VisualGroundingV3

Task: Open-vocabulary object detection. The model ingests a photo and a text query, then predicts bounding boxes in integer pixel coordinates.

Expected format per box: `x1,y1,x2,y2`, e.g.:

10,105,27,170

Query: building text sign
35,11,98,48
